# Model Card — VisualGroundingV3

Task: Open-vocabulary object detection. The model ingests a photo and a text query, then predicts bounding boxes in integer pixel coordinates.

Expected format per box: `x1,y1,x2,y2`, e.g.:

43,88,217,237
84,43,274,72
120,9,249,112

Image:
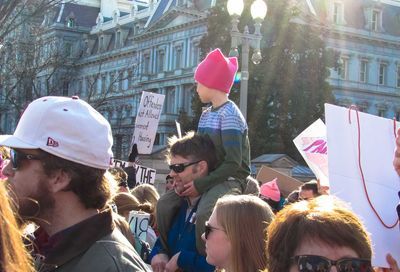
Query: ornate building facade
0,0,212,159
311,0,400,118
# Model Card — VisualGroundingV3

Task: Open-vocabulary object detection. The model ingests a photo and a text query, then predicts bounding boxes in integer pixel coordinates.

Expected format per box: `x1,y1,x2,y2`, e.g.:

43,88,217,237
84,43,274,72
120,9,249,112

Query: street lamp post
227,0,267,120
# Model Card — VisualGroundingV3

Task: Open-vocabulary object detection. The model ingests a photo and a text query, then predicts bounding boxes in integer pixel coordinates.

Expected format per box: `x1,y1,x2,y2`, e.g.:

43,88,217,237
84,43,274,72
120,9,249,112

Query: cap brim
0,135,38,149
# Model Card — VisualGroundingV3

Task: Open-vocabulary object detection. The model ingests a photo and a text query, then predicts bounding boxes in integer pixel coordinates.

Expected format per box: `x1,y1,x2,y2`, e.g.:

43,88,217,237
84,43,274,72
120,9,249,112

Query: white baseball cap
0,96,113,169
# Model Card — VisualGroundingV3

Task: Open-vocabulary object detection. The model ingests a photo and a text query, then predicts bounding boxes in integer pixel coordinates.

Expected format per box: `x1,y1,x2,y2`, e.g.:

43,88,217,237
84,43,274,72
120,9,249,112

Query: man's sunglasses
10,149,44,170
204,221,224,240
291,255,373,272
168,160,200,173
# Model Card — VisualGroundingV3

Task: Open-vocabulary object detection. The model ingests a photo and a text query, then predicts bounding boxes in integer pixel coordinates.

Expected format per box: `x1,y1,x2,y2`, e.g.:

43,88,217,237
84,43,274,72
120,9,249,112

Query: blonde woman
202,194,274,272
0,182,34,272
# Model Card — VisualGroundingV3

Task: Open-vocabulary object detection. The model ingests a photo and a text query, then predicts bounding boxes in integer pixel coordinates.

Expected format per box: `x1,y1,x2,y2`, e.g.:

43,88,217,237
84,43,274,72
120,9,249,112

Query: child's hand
181,181,199,197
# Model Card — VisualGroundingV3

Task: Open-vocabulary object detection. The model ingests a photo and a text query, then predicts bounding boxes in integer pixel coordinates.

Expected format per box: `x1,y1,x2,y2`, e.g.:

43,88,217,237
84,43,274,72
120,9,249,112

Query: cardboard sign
293,119,329,186
256,165,303,197
131,91,165,154
128,210,150,242
113,159,156,185
326,103,400,267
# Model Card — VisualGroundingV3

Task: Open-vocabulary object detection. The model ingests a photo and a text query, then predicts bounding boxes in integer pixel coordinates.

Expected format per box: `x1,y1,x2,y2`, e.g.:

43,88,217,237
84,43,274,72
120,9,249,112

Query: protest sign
128,211,150,242
326,103,400,267
132,91,165,154
175,120,182,138
256,165,303,197
113,159,156,185
293,119,329,186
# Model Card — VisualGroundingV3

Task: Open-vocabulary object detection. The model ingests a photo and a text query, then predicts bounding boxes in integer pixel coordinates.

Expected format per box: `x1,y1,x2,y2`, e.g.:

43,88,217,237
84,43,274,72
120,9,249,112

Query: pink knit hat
194,48,238,93
260,178,281,202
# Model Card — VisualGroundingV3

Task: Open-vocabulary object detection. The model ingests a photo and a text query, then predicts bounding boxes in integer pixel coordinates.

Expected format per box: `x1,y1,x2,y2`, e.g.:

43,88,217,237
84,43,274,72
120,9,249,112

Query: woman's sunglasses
204,221,224,240
10,149,44,170
168,160,200,173
291,255,373,272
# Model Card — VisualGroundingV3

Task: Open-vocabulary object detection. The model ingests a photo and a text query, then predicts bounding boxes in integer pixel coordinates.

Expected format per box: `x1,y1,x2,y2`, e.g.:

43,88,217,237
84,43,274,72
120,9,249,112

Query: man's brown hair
40,150,115,210
266,195,372,272
167,131,218,172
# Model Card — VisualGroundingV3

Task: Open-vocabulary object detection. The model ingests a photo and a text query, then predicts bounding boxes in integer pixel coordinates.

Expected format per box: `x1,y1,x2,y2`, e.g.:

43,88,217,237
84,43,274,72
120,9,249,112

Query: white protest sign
326,103,400,267
175,120,182,139
128,211,150,242
112,159,156,185
132,91,165,154
293,119,329,186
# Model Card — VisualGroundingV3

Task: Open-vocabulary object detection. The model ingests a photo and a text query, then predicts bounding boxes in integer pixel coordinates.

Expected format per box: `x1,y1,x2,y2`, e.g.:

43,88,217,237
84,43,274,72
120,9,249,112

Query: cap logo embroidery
47,137,59,147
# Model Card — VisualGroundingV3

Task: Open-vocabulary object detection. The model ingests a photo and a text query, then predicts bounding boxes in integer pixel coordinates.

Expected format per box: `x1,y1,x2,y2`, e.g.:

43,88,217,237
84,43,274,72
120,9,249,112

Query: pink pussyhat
260,178,281,202
194,48,238,93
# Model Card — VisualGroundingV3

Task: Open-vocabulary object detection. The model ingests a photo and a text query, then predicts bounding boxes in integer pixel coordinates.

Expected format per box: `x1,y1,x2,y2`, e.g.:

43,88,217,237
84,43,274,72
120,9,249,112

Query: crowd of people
0,48,399,272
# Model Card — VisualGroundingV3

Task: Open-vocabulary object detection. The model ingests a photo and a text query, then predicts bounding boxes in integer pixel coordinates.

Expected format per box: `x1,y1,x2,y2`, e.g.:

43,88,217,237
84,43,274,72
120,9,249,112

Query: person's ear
197,160,208,175
48,169,71,193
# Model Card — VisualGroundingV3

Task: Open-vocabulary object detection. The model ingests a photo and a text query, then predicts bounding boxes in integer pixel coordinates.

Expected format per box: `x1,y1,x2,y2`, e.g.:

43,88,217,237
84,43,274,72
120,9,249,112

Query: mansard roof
146,0,176,27
53,2,99,28
134,3,205,38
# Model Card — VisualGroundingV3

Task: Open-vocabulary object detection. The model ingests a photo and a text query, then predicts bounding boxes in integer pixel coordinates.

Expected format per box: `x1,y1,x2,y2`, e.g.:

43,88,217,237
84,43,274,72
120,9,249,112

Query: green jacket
34,209,151,272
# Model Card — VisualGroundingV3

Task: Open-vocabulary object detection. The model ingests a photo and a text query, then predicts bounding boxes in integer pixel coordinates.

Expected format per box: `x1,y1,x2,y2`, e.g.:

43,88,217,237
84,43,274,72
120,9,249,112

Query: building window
378,108,386,117
157,49,165,72
116,31,121,48
101,74,107,93
115,135,122,159
110,73,115,92
128,69,133,88
174,46,182,69
333,2,343,24
63,81,69,96
166,87,176,114
154,133,160,145
191,44,200,66
143,54,150,74
379,63,387,85
64,42,72,57
372,10,380,31
338,57,348,80
99,36,104,52
78,80,83,94
397,65,400,88
359,60,368,83
118,70,123,91
67,18,75,28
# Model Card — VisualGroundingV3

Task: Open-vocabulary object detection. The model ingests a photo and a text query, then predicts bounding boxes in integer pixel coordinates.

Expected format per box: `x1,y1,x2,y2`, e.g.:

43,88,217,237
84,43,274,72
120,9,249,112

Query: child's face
196,83,212,103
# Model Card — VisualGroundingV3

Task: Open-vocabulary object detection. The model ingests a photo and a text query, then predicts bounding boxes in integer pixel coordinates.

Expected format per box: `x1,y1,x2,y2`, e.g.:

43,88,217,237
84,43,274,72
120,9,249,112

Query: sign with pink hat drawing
293,119,329,187
131,91,165,154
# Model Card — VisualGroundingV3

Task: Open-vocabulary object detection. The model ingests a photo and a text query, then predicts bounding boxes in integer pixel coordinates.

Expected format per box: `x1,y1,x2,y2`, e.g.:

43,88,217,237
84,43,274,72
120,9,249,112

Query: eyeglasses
168,160,200,173
204,221,224,240
10,149,44,170
291,255,373,272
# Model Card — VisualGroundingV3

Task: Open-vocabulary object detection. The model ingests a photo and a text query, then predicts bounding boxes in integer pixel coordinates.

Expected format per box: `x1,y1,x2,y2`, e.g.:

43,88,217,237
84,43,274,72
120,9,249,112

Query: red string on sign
348,105,398,229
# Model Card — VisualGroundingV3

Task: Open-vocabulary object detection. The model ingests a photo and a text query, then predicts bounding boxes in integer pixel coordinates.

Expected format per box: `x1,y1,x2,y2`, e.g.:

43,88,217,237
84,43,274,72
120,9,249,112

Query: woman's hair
0,182,34,272
266,195,372,272
113,213,136,246
131,184,159,227
109,167,128,186
112,192,152,216
131,184,159,210
214,194,274,272
40,150,117,210
0,146,9,160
